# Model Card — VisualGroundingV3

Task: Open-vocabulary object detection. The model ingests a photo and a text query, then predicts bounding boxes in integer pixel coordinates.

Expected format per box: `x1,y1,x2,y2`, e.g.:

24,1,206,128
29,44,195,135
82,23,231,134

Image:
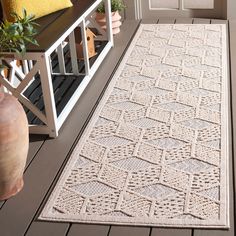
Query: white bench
0,0,113,137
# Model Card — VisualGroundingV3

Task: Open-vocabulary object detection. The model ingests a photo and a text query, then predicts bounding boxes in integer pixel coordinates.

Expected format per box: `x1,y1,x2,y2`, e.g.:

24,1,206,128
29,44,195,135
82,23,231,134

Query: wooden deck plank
175,18,193,24
141,19,158,24
210,19,228,24
194,229,231,236
0,135,45,210
26,135,46,167
26,222,69,236
151,228,192,236
109,226,150,236
158,18,176,24
192,18,211,24
67,224,109,236
193,19,234,236
0,20,141,236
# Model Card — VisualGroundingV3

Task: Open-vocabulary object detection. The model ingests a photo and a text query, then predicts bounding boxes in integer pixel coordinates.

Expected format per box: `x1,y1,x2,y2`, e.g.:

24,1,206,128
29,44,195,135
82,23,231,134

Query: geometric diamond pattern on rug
161,167,190,191
190,88,215,97
188,193,220,219
40,24,229,228
66,164,101,185
192,168,220,192
200,139,221,149
198,187,220,201
120,192,152,217
154,192,186,218
100,164,128,189
157,102,188,111
70,181,114,196
95,117,112,126
136,183,178,199
181,119,213,130
111,101,144,110
147,137,186,150
53,188,85,214
95,136,130,147
165,144,192,164
86,191,120,215
127,166,162,191
80,141,106,162
74,156,94,168
169,158,215,173
112,157,153,171
129,117,163,128
141,87,169,96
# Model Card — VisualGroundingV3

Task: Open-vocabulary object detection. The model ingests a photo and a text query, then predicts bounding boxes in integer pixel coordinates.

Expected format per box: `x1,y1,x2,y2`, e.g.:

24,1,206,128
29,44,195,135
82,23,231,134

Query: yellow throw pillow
1,0,73,22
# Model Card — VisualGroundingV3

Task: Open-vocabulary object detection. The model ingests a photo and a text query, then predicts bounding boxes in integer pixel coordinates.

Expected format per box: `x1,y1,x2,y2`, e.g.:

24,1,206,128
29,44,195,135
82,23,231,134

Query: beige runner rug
40,24,229,228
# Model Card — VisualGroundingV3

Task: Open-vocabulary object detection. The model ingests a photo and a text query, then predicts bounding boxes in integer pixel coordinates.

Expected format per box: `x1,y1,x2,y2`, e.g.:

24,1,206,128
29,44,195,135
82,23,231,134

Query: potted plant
0,10,38,200
96,0,126,34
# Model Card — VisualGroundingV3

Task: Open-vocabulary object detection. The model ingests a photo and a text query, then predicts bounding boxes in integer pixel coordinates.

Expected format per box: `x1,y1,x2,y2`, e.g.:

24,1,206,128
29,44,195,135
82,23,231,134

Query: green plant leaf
0,9,39,56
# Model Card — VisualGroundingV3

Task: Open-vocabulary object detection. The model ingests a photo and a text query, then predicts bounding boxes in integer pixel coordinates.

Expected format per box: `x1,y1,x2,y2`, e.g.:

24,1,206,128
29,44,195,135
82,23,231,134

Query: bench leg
39,54,58,138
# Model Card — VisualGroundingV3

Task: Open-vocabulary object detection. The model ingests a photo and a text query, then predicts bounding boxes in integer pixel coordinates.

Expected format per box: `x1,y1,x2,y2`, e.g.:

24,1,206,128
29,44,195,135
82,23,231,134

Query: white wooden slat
16,62,40,93
57,44,66,74
68,31,80,75
80,19,90,76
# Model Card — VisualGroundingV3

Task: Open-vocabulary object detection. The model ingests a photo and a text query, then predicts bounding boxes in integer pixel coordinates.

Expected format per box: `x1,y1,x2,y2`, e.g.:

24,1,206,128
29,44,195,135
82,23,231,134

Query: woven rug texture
40,24,229,228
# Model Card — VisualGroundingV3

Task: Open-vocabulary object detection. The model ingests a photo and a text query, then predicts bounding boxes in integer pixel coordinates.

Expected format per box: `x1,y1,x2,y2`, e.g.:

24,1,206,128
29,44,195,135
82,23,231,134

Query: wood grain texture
151,228,192,236
210,19,228,24
109,226,150,236
26,135,46,167
175,18,193,24
0,20,140,236
141,19,158,24
67,224,109,236
26,222,69,236
192,18,211,24
158,18,176,24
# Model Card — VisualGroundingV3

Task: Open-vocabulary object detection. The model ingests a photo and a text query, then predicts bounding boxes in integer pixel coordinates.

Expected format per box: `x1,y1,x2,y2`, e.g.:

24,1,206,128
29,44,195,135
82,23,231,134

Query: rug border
39,24,230,229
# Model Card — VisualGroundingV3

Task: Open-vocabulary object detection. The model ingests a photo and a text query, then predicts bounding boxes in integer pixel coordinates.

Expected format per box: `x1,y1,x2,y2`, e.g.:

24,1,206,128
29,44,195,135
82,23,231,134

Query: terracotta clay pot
95,11,122,35
0,92,29,200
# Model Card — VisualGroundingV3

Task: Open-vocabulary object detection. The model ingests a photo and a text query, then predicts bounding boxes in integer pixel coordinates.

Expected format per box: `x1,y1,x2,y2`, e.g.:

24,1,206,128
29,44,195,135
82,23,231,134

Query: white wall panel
149,0,179,9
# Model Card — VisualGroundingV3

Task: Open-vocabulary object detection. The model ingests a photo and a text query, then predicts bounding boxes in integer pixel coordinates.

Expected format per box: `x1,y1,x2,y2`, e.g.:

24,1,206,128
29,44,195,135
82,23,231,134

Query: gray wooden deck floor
0,18,235,236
